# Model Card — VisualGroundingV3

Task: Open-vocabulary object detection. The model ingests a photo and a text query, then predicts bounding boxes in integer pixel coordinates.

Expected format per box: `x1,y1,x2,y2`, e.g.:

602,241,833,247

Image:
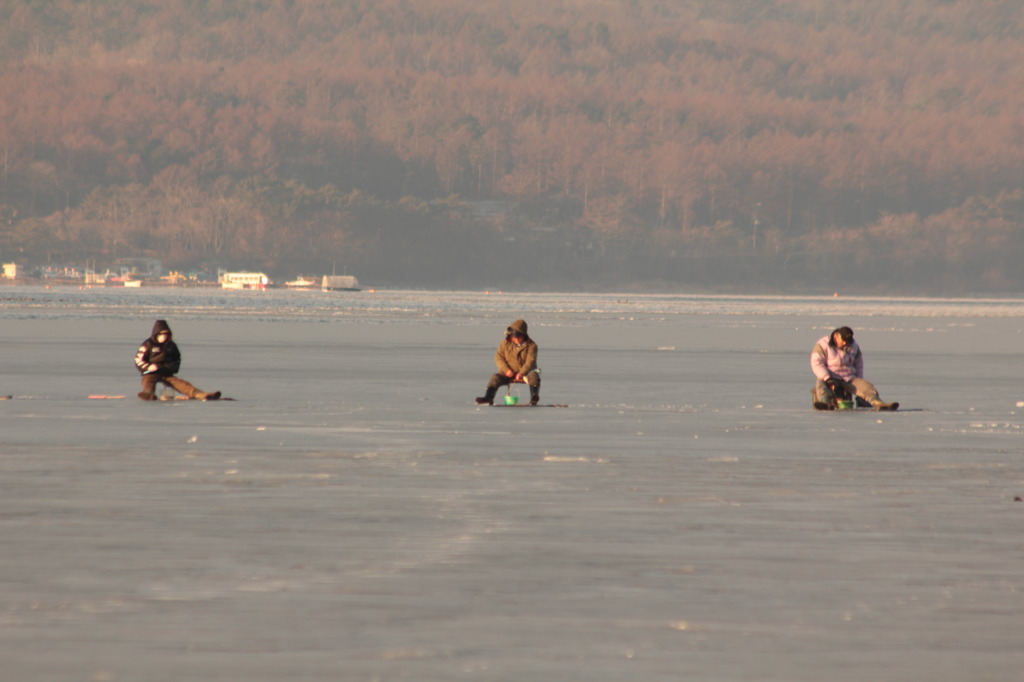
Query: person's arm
519,343,538,377
495,343,513,376
810,343,831,382
135,342,157,373
853,346,864,379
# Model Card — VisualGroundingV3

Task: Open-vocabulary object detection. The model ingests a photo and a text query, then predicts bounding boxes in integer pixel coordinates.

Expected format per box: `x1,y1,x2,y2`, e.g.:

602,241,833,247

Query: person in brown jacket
475,319,541,405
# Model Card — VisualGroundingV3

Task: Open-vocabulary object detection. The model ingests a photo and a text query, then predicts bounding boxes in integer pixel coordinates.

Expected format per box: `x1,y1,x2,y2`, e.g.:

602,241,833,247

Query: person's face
833,332,847,348
157,332,169,343
511,333,525,346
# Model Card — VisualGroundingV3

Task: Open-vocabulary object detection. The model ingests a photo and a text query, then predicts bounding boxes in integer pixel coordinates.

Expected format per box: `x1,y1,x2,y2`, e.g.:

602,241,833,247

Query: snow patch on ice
543,455,609,464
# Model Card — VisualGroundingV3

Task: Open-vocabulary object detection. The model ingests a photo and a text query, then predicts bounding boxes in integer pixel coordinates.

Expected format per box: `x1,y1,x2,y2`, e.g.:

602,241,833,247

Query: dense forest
1,0,1022,292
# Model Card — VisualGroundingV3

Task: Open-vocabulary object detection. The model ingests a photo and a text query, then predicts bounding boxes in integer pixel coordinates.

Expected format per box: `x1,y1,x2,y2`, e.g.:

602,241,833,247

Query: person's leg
163,375,219,400
525,370,541,405
138,373,159,400
851,378,897,410
476,373,509,405
163,375,199,398
849,378,880,404
812,379,835,410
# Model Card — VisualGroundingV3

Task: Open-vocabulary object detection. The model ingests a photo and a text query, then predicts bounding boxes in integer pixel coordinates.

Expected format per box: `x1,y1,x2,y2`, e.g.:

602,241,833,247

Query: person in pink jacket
810,326,898,411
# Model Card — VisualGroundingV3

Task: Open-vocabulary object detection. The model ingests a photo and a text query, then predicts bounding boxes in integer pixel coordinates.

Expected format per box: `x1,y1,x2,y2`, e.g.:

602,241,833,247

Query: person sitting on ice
134,319,220,401
810,326,897,411
475,319,541,406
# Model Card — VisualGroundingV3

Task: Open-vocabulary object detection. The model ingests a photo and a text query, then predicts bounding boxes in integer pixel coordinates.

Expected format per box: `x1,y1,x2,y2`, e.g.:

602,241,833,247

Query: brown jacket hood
506,319,530,339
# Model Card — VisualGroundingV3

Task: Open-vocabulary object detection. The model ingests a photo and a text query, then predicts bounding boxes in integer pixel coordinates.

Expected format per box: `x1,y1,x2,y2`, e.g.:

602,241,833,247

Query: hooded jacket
495,319,538,376
135,320,182,376
810,333,863,383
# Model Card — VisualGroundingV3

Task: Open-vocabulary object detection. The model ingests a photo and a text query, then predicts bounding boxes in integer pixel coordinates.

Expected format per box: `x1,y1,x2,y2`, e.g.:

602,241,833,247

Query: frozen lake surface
2,287,1023,681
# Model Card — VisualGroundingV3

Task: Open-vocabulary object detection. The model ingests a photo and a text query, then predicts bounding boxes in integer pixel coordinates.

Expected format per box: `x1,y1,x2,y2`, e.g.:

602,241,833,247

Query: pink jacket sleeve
810,341,831,382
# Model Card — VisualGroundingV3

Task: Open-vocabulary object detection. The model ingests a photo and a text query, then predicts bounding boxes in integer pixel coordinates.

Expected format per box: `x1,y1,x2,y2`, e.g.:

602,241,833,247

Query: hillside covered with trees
1,0,1022,292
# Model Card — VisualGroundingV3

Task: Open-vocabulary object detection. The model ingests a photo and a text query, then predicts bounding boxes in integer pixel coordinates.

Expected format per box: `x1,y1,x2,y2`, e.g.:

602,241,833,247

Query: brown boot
871,400,899,411
192,390,221,401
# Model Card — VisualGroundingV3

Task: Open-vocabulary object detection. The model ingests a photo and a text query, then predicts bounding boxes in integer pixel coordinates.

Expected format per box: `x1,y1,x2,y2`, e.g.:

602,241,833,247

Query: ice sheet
1,289,1022,681
4,285,1024,321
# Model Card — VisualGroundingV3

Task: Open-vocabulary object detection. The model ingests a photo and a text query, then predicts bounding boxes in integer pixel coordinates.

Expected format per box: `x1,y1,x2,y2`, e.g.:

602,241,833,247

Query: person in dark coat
476,319,541,405
134,320,220,401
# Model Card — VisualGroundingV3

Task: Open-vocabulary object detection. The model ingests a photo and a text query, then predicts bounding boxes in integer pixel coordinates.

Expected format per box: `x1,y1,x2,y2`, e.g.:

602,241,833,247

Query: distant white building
2,263,17,279
219,272,269,290
84,270,106,285
321,275,360,291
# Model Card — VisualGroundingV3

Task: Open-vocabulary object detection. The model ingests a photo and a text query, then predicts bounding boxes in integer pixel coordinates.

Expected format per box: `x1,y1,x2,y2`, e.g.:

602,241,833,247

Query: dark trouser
140,373,201,399
482,372,540,401
812,377,879,407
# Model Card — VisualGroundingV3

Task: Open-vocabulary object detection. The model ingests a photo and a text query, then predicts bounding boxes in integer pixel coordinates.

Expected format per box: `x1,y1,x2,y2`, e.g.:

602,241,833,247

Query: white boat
219,272,269,290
